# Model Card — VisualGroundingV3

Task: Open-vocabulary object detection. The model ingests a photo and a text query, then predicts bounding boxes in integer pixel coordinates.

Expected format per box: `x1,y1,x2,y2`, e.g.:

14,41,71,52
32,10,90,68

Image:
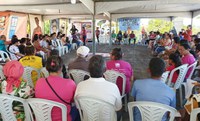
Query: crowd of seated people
1,24,200,121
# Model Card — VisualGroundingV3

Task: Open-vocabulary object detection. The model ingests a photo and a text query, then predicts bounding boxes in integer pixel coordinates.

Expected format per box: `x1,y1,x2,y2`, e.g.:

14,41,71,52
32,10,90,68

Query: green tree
147,19,173,33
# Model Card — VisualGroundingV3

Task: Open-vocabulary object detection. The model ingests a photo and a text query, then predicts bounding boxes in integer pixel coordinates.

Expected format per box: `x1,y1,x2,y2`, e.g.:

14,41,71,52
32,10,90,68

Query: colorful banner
59,18,67,34
0,12,10,38
118,18,140,31
9,16,18,39
9,13,28,40
50,19,59,34
29,14,43,38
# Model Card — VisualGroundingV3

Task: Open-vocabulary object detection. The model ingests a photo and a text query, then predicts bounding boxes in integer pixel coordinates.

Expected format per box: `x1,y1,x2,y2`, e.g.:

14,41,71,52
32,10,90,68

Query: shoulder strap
45,78,71,105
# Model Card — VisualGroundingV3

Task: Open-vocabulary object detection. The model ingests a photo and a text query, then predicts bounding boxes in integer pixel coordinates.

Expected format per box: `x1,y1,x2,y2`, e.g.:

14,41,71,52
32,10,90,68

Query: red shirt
183,30,192,41
166,65,178,83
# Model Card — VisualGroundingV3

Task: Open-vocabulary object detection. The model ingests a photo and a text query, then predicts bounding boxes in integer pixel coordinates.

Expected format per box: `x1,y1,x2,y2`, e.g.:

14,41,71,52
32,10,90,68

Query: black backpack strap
45,78,71,105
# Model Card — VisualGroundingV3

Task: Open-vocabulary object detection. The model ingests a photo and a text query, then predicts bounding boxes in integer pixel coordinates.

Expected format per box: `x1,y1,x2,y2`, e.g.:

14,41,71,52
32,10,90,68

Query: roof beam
80,0,94,14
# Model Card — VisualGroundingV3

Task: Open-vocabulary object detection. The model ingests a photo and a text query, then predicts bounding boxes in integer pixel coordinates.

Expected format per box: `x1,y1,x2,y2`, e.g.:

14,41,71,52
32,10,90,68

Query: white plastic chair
0,94,31,121
128,101,176,121
161,71,170,83
0,50,10,61
52,40,63,56
0,65,5,81
22,66,40,87
27,98,67,121
68,69,90,84
187,61,198,79
75,96,117,121
56,39,68,55
40,67,49,78
167,64,188,89
103,70,127,112
185,79,197,99
190,108,200,121
167,64,188,107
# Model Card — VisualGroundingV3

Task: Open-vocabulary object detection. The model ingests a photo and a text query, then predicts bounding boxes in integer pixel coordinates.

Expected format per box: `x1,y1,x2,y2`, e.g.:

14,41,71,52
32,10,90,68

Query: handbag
45,78,71,105
184,94,200,114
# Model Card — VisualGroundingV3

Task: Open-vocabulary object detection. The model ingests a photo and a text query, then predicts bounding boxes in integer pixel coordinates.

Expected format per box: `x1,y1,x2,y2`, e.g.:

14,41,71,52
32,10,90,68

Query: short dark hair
33,34,39,42
24,45,35,55
111,48,122,60
20,38,27,44
180,42,191,50
88,55,105,78
173,37,180,44
50,49,59,56
11,38,19,44
149,58,165,77
46,56,63,73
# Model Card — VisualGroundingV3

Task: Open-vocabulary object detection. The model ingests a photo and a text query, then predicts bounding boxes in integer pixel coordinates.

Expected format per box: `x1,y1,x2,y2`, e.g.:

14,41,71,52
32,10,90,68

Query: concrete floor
62,44,152,121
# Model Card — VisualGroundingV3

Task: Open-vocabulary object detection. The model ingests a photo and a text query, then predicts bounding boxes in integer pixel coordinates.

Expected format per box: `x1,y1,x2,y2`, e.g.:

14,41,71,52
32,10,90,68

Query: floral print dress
0,79,34,121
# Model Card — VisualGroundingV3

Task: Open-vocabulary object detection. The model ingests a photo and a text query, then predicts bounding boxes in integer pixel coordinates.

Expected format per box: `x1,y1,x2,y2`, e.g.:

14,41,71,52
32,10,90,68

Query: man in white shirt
75,55,122,119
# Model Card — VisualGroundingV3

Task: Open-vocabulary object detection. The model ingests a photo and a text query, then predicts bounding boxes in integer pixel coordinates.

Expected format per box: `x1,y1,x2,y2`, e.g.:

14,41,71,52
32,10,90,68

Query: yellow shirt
19,55,43,86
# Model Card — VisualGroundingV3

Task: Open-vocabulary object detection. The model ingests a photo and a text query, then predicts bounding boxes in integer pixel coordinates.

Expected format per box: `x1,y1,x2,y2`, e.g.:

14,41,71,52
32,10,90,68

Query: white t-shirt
40,40,48,48
75,77,122,111
9,45,21,60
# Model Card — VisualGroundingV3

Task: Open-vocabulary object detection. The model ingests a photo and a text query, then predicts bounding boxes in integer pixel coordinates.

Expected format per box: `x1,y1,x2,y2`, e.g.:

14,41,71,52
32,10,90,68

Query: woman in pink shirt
178,42,196,79
106,48,133,95
35,56,76,121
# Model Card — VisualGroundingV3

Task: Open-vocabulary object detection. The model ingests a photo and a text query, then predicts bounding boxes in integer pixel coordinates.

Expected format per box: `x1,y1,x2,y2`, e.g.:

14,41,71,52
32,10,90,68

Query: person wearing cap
68,46,90,72
8,38,24,60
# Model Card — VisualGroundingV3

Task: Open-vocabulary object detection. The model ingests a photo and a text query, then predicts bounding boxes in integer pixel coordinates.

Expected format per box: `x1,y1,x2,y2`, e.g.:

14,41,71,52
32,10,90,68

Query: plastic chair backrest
128,101,176,121
190,108,200,121
0,50,10,61
185,79,197,99
27,98,67,121
0,94,30,121
75,96,117,121
40,67,49,78
68,69,90,84
187,61,198,79
103,70,126,96
22,66,40,87
51,40,58,47
168,64,188,89
0,65,5,81
161,71,170,83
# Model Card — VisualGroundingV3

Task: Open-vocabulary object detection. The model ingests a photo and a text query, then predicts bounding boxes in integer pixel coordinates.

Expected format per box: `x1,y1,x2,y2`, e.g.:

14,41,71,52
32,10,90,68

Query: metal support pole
191,11,194,27
92,2,96,55
109,17,112,45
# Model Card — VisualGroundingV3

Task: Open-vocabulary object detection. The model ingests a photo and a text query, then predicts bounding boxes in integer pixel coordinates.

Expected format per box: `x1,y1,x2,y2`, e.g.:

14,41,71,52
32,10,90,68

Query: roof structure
1,0,200,19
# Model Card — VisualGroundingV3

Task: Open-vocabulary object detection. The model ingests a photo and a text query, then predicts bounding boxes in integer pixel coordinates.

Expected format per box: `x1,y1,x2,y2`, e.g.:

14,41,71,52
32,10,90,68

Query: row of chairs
161,61,198,107
2,93,200,121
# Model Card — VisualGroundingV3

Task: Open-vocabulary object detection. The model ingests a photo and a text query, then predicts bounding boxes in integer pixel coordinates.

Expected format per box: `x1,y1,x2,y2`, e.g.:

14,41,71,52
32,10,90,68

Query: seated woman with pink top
106,48,133,95
178,42,196,80
35,56,76,121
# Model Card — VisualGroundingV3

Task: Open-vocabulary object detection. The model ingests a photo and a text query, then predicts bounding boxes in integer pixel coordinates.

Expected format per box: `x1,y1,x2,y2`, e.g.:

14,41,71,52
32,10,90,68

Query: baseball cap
77,46,90,57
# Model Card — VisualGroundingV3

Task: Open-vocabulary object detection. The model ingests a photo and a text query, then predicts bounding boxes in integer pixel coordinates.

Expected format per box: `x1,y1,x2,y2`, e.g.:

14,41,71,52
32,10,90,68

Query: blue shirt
131,79,176,121
0,40,6,52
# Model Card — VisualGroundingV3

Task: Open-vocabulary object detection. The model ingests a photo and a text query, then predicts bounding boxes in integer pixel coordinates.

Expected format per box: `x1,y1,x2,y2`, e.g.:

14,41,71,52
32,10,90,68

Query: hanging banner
29,14,43,38
59,18,67,34
9,16,18,39
8,13,28,40
50,19,59,34
0,12,10,38
118,18,140,31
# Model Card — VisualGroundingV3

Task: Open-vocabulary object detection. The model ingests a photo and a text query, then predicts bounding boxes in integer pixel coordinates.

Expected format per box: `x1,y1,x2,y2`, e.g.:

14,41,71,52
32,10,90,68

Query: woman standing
81,27,87,46
117,31,123,45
